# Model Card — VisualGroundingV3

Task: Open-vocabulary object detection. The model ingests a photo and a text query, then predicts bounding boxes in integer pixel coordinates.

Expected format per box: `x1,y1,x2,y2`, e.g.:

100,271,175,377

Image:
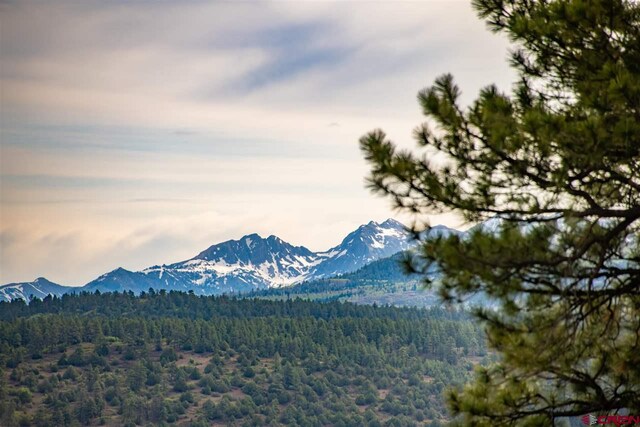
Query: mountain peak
95,267,132,279
381,218,405,229
0,277,70,302
359,218,405,231
239,233,263,249
241,232,262,239
240,232,263,242
309,219,414,279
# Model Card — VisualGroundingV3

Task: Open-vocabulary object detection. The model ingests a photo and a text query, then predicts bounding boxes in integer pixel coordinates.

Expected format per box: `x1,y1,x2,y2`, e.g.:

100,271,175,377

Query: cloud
0,0,512,284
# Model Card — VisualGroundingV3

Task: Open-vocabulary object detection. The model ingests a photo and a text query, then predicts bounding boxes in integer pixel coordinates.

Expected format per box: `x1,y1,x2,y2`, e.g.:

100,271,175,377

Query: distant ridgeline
0,219,460,303
0,291,487,426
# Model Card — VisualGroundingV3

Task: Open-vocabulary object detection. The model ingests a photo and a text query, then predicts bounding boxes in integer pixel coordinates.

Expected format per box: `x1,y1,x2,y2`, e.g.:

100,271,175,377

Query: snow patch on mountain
0,278,71,302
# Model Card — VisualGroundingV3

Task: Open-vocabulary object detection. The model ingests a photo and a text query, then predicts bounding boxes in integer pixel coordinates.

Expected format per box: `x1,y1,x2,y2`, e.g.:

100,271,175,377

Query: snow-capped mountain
311,219,414,278
141,234,322,294
0,219,460,301
137,219,417,294
0,278,70,302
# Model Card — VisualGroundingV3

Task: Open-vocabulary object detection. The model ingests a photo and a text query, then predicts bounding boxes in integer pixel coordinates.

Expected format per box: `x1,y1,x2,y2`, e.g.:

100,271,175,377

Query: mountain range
2,218,447,302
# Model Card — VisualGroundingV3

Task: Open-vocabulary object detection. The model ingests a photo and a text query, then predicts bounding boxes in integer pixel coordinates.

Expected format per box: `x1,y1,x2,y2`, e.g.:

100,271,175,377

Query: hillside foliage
0,291,486,426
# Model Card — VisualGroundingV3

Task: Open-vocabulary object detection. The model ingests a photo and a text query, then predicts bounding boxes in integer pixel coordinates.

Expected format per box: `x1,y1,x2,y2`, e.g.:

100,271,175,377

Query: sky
0,0,515,286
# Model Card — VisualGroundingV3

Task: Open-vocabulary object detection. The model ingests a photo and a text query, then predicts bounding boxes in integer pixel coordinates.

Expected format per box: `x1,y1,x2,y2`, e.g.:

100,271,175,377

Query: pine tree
360,0,640,424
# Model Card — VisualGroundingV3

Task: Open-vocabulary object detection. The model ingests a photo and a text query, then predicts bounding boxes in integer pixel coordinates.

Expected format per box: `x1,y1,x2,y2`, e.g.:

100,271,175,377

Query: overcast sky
0,0,515,286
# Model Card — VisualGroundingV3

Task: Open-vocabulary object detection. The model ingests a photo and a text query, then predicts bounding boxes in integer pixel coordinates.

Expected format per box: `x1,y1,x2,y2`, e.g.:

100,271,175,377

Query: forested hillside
0,291,486,426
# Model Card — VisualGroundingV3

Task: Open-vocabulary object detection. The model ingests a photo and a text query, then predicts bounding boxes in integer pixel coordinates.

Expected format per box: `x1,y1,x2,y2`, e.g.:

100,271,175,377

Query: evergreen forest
0,291,487,426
